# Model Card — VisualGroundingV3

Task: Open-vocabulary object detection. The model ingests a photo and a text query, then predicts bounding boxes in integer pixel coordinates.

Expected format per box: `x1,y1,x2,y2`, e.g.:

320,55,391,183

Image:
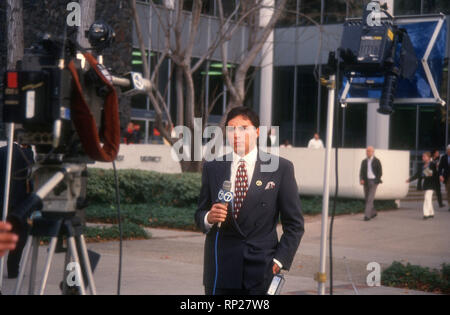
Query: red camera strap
67,53,120,162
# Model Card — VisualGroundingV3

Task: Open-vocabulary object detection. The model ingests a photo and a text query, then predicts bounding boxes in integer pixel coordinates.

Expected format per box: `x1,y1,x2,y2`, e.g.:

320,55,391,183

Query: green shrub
300,196,396,216
87,169,201,207
84,220,150,242
86,203,198,231
382,261,450,294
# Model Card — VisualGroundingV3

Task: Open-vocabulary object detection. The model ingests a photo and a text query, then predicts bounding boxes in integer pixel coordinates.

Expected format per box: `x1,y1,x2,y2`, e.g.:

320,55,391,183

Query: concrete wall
91,145,410,200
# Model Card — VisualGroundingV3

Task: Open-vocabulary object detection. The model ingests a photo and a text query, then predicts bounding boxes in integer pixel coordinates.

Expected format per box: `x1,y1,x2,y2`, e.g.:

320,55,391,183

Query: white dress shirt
367,157,376,179
204,147,257,229
307,138,324,149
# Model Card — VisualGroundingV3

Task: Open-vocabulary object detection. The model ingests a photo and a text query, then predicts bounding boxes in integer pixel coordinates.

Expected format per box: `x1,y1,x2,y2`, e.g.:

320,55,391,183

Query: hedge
86,203,198,230
382,261,450,294
300,196,397,215
84,221,150,242
87,169,201,207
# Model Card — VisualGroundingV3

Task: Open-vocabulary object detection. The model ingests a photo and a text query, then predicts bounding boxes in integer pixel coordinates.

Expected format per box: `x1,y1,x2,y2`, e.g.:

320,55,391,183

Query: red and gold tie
234,160,248,219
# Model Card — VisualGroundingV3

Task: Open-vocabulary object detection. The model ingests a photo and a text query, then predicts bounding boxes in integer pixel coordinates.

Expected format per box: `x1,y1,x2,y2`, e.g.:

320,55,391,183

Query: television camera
1,21,151,295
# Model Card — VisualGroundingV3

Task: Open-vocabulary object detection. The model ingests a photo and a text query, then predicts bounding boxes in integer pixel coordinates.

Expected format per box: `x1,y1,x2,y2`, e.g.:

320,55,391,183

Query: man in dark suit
195,107,304,295
359,146,383,221
438,145,450,212
0,143,34,278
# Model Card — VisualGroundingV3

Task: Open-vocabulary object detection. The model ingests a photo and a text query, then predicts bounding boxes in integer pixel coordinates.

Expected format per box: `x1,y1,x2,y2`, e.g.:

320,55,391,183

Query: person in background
123,122,135,144
407,152,437,220
307,133,324,149
132,124,142,144
280,139,292,148
359,146,383,221
431,149,444,208
438,145,450,212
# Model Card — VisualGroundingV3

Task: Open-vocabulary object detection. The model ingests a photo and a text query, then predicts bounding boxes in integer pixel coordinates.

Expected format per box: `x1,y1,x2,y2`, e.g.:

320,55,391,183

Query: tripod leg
61,243,71,295
28,237,40,295
37,237,58,295
67,236,86,295
14,235,33,295
77,235,97,295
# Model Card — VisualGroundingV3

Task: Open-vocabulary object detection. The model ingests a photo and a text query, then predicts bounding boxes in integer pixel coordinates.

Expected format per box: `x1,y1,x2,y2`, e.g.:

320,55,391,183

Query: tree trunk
6,0,24,70
77,0,97,49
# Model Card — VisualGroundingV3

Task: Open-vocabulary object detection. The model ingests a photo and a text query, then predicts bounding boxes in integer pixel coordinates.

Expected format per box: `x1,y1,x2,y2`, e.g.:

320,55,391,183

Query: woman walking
406,152,437,219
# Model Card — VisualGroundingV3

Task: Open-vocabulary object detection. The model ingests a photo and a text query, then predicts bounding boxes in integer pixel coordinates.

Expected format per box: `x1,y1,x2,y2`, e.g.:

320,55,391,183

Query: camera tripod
14,213,97,295
8,163,97,295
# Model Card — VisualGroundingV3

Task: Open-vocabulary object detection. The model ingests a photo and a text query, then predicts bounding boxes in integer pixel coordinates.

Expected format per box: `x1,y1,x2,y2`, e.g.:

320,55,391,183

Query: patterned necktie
234,160,249,219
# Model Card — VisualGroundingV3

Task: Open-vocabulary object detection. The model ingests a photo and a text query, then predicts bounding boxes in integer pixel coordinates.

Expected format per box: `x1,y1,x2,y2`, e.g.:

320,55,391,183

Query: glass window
342,104,367,148
295,66,318,146
324,0,347,24
299,0,322,24
276,0,299,27
202,0,215,15
273,66,295,146
347,0,366,18
423,0,450,14
222,0,237,17
395,0,421,15
390,106,416,150
183,0,193,11
419,105,445,150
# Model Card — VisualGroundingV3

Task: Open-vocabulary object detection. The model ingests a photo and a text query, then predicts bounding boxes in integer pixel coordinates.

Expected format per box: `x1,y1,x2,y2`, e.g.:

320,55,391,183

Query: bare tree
6,0,24,70
77,0,97,48
130,0,287,172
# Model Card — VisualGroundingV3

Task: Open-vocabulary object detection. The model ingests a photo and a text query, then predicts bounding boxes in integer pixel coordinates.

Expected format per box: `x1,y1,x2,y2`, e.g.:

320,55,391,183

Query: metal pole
0,123,15,291
318,74,336,295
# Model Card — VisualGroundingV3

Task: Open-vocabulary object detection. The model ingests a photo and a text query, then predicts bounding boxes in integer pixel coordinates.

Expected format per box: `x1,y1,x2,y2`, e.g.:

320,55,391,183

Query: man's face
227,115,259,156
366,147,374,158
447,148,450,156
314,133,319,140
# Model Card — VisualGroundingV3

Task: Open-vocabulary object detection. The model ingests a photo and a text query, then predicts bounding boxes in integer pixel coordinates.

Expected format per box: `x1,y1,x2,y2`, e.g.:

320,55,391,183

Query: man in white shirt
307,133,324,149
195,107,304,295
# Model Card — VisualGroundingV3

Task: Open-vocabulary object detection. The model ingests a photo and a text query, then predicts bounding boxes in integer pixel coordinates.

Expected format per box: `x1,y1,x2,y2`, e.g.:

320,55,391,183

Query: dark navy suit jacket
0,144,34,217
195,151,304,291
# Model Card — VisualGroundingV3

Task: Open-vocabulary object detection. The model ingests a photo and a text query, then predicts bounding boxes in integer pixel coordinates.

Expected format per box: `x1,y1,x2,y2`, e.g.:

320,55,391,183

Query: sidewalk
2,200,449,295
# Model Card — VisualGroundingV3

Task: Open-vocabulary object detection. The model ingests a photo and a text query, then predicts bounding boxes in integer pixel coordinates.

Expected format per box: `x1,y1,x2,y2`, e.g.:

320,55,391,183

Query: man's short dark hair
225,107,260,128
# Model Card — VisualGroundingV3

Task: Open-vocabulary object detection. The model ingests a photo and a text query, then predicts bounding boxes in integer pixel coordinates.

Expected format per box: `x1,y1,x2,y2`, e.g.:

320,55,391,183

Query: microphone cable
112,161,123,295
213,227,220,295
213,200,234,295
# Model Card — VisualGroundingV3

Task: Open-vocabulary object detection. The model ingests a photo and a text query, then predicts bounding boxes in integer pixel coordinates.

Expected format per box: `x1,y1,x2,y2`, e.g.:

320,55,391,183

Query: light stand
0,123,15,292
317,75,336,295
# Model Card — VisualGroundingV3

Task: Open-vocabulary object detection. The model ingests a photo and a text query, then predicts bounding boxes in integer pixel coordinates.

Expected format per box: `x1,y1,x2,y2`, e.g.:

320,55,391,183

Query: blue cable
212,198,234,295
212,228,220,295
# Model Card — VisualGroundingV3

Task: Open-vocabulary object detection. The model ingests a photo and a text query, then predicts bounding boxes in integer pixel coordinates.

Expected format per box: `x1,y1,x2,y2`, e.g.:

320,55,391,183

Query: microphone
217,180,233,228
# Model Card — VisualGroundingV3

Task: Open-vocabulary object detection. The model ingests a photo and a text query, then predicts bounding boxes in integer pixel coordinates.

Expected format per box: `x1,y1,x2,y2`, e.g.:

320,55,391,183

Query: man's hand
360,180,364,186
0,221,18,257
272,263,280,275
207,203,228,225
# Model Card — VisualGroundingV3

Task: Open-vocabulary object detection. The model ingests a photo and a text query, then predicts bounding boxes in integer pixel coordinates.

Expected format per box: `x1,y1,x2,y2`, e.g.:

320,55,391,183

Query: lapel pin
265,181,276,190
256,180,263,187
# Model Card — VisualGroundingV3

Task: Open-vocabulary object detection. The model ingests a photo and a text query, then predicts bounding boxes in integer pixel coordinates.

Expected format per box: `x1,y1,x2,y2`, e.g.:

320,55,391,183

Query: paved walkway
2,199,449,295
